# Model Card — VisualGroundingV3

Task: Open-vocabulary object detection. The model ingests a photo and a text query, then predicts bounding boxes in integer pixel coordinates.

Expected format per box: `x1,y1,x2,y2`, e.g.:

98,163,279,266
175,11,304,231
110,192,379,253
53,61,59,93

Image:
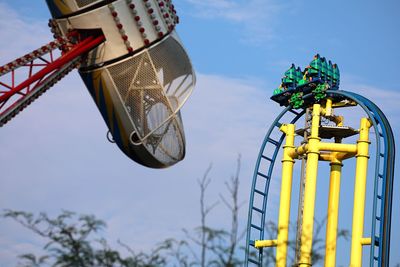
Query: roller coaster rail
245,90,395,267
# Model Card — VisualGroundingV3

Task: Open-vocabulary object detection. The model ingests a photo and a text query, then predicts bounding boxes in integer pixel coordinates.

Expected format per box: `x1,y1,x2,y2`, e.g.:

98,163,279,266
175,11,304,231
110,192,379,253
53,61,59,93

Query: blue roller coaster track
245,90,395,267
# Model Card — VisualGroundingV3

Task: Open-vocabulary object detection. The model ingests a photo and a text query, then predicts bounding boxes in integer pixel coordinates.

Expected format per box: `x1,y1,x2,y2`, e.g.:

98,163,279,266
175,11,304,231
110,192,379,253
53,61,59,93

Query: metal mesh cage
107,34,195,165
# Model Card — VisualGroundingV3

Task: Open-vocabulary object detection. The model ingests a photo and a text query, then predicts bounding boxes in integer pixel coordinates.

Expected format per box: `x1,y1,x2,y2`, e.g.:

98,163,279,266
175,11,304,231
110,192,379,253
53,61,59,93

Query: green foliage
182,156,245,267
3,157,353,267
2,157,244,267
2,210,168,267
2,157,245,267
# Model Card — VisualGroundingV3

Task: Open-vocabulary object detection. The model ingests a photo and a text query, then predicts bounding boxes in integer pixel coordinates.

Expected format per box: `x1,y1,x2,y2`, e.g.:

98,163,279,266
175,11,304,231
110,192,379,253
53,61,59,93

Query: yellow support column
276,124,296,266
350,118,372,266
298,104,321,266
324,155,343,267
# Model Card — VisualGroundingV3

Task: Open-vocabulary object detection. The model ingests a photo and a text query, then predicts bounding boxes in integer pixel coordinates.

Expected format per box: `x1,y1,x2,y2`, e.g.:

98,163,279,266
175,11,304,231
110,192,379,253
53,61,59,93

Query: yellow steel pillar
276,124,296,266
350,118,372,266
324,98,333,116
324,155,343,267
298,104,321,266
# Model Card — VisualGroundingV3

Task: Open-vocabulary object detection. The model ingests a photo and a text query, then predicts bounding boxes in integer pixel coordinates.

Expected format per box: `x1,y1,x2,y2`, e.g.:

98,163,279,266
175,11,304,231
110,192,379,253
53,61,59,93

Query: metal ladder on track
245,106,305,266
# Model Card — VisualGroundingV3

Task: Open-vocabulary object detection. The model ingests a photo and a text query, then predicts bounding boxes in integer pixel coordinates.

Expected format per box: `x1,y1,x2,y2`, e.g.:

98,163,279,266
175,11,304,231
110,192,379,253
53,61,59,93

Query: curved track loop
245,107,305,266
245,90,395,267
328,90,395,267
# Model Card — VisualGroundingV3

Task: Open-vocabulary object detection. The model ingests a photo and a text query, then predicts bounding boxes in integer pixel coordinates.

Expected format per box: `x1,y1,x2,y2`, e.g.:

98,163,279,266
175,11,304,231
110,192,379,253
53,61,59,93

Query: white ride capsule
46,0,195,168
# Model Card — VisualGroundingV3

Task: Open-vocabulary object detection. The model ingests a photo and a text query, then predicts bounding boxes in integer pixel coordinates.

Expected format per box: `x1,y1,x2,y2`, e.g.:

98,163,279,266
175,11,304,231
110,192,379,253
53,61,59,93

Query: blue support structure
245,106,305,266
328,90,395,267
244,90,395,267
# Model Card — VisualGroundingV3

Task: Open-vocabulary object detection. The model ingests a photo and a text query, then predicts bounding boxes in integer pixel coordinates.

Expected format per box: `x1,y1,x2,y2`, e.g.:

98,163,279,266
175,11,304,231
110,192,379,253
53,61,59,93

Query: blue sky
0,0,399,266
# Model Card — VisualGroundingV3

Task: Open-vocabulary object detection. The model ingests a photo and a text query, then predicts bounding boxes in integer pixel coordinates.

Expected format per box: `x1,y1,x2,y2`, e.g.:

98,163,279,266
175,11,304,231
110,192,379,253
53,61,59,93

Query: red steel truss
0,34,105,126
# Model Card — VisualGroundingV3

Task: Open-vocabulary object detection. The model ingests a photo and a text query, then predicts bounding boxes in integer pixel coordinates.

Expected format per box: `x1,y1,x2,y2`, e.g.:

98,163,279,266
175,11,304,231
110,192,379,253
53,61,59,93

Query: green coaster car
281,64,303,89
271,54,340,107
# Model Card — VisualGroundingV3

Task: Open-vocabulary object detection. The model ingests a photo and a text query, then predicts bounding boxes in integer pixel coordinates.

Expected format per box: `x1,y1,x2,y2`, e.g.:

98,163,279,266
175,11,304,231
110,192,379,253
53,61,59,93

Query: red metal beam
0,35,105,103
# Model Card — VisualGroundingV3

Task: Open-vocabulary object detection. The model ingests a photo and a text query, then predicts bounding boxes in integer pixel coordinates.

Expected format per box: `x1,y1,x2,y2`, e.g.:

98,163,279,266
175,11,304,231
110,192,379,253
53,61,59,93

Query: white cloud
0,3,51,64
185,0,252,22
184,0,282,44
0,4,277,262
0,70,277,265
1,2,400,266
341,76,400,128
